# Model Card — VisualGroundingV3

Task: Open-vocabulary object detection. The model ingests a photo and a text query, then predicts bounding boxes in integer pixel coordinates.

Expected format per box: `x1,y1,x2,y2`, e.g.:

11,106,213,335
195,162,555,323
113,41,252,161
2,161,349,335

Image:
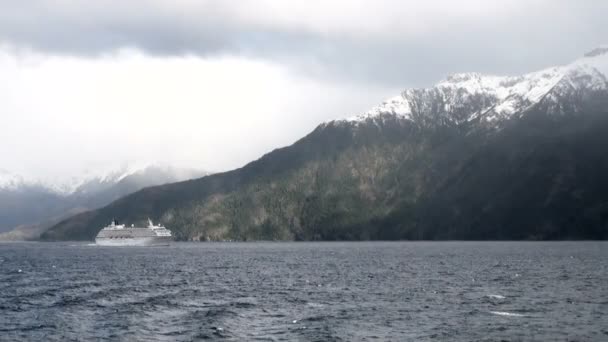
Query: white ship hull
95,236,172,247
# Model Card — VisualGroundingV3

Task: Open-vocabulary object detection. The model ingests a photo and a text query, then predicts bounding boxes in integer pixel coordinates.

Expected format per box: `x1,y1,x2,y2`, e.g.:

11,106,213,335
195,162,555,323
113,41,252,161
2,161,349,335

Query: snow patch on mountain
340,47,608,125
345,95,413,122
0,169,25,191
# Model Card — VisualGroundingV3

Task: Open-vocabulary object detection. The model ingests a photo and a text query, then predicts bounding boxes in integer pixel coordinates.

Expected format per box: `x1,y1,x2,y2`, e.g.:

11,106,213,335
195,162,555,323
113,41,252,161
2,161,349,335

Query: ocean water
0,241,607,341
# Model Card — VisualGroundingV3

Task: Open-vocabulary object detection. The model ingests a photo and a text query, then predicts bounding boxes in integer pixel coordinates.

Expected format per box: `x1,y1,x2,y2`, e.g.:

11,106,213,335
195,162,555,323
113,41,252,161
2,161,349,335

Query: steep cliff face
43,50,608,241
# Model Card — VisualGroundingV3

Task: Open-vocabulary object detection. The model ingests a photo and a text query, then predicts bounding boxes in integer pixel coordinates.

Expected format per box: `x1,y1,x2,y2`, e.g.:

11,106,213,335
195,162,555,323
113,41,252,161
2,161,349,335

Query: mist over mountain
0,165,208,240
44,49,608,241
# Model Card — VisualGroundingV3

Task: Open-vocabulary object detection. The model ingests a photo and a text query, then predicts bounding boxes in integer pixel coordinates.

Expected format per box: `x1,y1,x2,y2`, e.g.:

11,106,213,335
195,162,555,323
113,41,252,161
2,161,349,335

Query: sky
1,0,607,179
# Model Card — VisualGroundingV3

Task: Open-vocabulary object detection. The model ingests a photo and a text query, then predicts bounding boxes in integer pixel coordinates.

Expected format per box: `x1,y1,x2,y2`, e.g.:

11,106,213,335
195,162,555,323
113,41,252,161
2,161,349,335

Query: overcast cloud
0,0,606,178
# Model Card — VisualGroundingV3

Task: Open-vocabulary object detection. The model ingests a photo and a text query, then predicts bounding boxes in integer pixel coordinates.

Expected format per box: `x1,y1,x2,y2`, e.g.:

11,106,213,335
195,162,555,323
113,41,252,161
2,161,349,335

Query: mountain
43,48,608,241
0,165,209,240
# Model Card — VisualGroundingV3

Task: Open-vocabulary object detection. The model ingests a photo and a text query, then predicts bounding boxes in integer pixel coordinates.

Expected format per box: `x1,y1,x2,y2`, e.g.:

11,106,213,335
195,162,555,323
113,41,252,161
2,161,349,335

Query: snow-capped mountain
341,47,608,126
0,164,209,239
0,169,27,191
0,163,206,196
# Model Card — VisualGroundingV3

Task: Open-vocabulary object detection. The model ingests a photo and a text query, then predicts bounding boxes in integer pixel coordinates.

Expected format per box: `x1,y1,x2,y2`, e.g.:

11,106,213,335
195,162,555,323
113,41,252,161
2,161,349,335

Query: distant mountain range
44,47,608,241
0,165,208,240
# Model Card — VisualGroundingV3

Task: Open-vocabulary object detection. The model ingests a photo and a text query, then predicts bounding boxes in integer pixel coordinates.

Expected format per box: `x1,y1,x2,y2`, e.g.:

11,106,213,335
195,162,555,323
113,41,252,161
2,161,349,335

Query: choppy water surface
0,241,607,341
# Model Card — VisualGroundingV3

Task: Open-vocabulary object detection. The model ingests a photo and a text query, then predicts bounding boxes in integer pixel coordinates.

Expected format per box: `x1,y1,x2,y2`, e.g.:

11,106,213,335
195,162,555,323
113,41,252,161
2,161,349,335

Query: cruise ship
95,219,173,246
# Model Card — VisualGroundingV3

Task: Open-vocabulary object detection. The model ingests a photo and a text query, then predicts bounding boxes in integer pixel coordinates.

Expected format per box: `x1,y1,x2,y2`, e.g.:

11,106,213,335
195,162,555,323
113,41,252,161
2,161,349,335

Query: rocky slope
43,48,608,241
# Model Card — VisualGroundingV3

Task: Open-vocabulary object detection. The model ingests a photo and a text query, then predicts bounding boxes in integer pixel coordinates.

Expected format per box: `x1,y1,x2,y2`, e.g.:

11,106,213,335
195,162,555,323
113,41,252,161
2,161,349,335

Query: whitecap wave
487,294,506,299
490,311,525,317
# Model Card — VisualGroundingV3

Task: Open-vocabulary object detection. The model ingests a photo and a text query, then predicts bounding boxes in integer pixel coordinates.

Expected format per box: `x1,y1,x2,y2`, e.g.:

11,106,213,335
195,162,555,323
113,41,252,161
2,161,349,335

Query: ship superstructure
95,219,173,246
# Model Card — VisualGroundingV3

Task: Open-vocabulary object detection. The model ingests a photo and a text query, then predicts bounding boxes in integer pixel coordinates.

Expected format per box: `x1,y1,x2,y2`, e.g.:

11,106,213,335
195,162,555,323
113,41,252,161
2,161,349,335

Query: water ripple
0,241,607,341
